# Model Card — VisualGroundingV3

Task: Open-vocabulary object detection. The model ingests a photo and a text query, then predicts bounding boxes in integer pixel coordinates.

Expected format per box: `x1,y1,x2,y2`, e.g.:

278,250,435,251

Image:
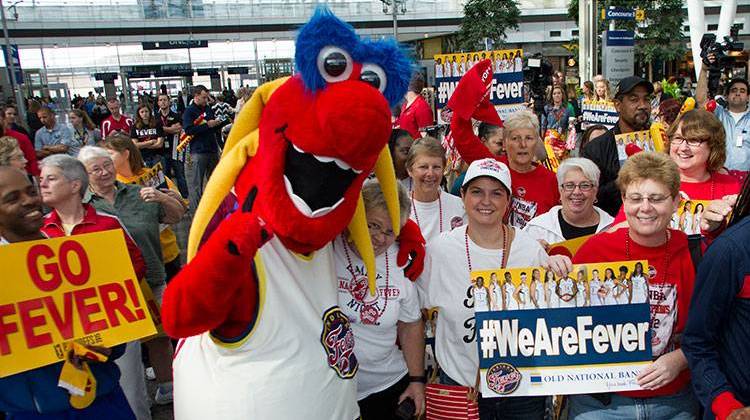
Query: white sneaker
154,382,174,405
145,367,156,381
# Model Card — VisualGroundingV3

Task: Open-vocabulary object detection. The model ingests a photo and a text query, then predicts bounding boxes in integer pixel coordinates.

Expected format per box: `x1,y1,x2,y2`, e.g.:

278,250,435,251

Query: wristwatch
409,375,427,383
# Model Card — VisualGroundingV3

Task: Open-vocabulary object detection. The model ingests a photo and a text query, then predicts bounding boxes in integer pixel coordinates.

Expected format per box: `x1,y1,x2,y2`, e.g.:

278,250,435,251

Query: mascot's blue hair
294,6,412,107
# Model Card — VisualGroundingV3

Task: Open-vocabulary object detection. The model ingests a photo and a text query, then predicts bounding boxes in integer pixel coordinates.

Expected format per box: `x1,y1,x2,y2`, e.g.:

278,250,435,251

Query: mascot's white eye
317,46,353,83
359,63,387,93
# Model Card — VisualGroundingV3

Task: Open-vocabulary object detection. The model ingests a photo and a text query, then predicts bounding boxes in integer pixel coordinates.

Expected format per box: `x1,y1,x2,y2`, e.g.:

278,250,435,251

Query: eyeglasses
623,194,671,205
560,182,595,192
367,222,395,238
87,161,114,176
670,135,708,147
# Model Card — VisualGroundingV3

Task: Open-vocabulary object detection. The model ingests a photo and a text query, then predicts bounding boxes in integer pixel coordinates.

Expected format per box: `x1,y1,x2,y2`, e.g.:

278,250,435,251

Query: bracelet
409,375,427,383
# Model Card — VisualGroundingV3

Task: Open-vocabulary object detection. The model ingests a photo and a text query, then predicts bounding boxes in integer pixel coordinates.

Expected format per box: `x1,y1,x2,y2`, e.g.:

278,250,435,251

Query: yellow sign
433,48,523,78
547,234,593,258
635,8,645,21
0,231,157,377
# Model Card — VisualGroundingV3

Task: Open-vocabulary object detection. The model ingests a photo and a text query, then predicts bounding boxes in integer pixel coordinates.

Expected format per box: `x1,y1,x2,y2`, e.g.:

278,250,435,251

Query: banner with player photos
471,261,654,397
615,129,661,164
671,198,710,236
581,99,618,130
434,49,525,123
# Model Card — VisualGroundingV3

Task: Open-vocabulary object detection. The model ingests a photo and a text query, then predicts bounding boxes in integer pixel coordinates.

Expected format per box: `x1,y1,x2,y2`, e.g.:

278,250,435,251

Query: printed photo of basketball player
514,272,532,310
503,271,517,310
575,267,589,307
530,268,545,309
602,267,617,305
473,275,490,312
614,265,632,304
544,270,559,308
557,272,578,308
589,268,605,306
489,272,502,310
629,262,648,304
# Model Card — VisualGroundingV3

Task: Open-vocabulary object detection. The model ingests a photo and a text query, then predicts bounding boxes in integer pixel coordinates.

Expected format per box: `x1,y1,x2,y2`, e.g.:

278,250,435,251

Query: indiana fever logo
320,307,358,379
486,363,521,395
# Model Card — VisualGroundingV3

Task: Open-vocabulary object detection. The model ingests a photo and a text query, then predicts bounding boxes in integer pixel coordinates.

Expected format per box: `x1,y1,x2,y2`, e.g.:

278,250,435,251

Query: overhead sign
1,44,23,85
0,231,157,377
602,30,635,89
94,73,118,82
604,7,635,21
142,40,208,50
228,67,249,75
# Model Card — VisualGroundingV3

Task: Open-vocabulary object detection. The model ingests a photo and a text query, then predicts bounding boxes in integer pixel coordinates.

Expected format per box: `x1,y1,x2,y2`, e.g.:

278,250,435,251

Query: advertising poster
471,261,654,397
581,99,618,130
434,49,525,122
615,129,658,164
0,231,157,377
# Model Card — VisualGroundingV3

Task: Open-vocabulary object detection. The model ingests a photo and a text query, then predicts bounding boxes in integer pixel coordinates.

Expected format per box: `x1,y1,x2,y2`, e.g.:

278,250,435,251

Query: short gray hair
361,178,410,228
77,145,112,165
40,154,89,198
503,110,540,139
556,157,600,185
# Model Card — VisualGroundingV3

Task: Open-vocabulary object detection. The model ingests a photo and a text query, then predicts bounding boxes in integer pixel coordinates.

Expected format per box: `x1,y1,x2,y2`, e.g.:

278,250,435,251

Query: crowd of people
1,52,749,420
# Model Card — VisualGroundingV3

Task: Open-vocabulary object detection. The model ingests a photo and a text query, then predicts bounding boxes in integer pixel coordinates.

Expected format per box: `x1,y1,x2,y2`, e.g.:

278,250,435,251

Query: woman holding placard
666,109,740,232
570,152,698,419
419,158,571,418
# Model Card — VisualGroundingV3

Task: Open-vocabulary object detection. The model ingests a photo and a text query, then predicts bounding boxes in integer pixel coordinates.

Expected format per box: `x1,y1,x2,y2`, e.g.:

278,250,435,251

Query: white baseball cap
462,158,512,193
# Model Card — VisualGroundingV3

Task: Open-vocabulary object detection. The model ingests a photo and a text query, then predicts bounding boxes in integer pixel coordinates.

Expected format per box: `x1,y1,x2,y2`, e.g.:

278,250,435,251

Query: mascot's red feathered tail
160,7,425,420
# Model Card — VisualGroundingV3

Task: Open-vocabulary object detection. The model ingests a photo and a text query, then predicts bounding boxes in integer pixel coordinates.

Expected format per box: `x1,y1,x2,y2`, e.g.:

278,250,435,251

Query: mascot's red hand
446,60,503,165
396,219,426,281
161,207,272,338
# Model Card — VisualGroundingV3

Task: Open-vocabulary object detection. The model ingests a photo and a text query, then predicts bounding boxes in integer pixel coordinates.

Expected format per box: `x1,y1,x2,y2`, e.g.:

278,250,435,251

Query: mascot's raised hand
161,8,417,420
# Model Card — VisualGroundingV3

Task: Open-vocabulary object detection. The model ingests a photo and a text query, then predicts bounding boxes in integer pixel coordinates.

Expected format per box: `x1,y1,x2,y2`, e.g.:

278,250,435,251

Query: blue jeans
568,387,699,420
439,371,545,420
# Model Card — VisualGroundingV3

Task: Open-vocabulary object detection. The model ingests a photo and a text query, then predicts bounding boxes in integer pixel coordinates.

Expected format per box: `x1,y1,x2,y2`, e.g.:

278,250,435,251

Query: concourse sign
602,30,635,90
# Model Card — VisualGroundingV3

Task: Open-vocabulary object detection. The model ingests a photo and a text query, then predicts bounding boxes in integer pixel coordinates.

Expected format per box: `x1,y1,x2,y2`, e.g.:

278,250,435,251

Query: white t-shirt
729,110,747,123
418,225,547,386
409,191,466,243
333,237,421,400
173,237,359,420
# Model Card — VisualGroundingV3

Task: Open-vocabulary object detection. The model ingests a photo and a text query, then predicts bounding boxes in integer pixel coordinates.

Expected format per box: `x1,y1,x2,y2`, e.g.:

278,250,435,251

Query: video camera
700,24,744,97
523,53,554,118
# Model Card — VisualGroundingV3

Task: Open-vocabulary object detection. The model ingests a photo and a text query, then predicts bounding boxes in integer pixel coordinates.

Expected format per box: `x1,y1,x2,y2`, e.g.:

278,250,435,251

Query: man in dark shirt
684,215,750,420
581,76,653,216
183,85,221,209
157,94,188,198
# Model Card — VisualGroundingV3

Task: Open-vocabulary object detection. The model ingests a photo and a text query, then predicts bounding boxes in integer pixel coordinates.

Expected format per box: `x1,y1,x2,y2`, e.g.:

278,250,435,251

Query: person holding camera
696,53,750,175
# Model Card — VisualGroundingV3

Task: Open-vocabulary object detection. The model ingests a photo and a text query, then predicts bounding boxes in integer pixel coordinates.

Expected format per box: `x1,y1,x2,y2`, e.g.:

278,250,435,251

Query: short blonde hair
0,136,20,166
667,109,726,172
405,136,445,170
617,152,680,198
361,178,411,228
503,110,540,139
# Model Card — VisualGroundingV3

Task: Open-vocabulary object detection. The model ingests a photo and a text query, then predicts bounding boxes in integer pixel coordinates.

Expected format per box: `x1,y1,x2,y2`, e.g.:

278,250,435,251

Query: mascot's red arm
397,219,426,281
162,167,267,339
447,60,504,165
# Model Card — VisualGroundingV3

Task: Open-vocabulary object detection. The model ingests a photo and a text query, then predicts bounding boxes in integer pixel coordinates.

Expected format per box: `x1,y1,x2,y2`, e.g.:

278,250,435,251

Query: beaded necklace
625,229,670,284
411,190,443,233
464,224,509,272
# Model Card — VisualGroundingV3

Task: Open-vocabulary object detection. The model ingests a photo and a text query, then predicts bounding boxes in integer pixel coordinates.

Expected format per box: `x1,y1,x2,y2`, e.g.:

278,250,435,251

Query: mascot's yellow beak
347,146,401,296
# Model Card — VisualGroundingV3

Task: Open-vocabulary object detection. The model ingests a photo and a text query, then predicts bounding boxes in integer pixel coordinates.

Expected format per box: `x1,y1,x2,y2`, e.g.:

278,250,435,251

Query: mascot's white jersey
172,236,359,420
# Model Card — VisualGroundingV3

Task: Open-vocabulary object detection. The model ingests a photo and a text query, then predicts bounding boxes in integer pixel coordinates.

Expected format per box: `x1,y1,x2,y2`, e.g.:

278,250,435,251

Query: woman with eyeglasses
523,158,614,248
666,109,740,233
334,179,425,419
570,152,698,419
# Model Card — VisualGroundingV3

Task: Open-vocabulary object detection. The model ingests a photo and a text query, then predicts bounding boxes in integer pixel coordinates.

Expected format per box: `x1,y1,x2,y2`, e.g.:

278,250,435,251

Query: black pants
358,374,410,420
164,258,182,284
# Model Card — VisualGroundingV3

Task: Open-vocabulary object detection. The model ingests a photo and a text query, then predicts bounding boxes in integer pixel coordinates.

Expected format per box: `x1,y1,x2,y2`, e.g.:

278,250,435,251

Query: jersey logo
320,306,358,379
450,216,464,229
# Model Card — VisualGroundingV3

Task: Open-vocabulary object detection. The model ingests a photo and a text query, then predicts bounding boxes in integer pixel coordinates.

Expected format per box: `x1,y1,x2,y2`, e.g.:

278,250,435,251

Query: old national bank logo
320,306,358,379
486,362,521,395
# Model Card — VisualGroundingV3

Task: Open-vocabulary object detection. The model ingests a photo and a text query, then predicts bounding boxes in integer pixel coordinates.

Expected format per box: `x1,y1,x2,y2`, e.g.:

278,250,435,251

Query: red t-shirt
397,95,433,139
498,155,560,228
612,172,742,224
6,128,39,176
101,114,134,138
574,227,695,398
